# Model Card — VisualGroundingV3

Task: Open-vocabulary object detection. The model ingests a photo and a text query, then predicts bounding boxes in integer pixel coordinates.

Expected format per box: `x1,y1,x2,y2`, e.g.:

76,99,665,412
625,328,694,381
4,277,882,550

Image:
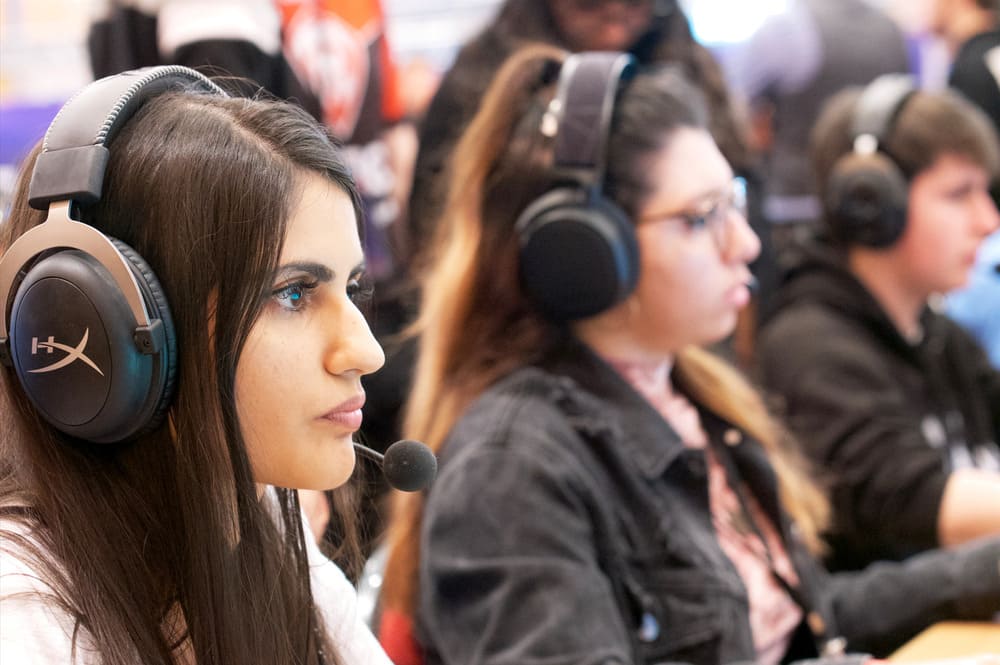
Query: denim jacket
416,340,1000,665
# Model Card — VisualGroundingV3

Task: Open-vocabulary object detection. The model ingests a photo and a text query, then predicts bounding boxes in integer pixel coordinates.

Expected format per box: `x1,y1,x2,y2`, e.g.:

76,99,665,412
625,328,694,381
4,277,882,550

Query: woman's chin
696,315,738,349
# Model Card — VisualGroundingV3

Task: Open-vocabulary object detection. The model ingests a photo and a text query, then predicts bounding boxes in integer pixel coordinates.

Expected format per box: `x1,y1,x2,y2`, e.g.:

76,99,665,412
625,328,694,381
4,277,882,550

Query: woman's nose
325,303,385,378
724,209,761,265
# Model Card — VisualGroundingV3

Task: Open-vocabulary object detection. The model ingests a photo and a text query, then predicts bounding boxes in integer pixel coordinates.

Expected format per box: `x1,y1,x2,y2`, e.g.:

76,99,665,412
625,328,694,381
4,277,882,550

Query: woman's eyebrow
643,180,734,220
273,261,334,282
685,181,732,207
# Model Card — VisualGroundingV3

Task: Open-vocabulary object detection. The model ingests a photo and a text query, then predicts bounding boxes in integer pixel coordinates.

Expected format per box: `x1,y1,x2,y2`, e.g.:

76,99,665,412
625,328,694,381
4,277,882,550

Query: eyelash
273,280,319,312
347,277,374,305
270,274,374,312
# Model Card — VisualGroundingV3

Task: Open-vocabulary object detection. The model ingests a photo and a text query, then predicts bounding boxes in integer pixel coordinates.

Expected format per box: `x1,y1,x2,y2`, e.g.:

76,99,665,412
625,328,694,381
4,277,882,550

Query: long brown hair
0,90,364,664
382,44,827,618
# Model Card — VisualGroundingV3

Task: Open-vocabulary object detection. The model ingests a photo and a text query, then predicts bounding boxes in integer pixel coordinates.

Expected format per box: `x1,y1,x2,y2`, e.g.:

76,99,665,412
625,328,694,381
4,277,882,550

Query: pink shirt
608,358,802,664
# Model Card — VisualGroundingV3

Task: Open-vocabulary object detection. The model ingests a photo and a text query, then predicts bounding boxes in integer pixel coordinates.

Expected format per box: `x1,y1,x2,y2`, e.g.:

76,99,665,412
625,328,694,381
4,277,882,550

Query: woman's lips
727,282,751,308
321,395,365,431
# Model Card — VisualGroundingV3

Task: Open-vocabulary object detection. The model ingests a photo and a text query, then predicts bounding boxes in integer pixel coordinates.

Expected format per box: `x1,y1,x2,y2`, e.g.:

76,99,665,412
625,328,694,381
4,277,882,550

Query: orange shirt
274,0,404,138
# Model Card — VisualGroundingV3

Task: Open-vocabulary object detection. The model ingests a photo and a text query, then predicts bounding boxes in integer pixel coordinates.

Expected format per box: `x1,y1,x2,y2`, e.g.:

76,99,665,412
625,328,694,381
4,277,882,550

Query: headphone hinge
133,319,165,355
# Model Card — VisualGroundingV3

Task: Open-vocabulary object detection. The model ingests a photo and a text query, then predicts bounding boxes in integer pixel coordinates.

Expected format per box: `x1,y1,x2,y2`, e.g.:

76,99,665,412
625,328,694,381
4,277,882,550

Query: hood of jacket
767,239,941,364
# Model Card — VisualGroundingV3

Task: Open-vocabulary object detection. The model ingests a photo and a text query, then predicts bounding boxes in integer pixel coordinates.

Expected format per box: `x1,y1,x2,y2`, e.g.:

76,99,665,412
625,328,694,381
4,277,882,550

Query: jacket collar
699,408,783,524
539,336,687,479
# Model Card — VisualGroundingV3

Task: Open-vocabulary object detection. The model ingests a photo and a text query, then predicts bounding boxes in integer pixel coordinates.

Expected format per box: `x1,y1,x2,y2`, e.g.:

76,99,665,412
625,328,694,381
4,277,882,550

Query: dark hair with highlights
382,43,828,623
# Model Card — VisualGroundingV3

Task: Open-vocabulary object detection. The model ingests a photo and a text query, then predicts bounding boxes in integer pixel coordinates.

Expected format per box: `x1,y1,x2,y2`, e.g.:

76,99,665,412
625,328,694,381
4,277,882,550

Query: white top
0,495,391,664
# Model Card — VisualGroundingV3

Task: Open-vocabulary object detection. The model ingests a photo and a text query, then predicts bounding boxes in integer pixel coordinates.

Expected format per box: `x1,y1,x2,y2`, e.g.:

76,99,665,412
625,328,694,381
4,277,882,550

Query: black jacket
417,339,1000,664
757,241,1000,571
950,28,1000,208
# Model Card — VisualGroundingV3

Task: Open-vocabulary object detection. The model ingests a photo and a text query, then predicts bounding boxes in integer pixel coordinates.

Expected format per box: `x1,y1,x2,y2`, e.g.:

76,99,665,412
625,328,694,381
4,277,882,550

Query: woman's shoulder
436,366,611,500
298,505,393,665
1,505,52,595
451,366,594,450
1,513,100,664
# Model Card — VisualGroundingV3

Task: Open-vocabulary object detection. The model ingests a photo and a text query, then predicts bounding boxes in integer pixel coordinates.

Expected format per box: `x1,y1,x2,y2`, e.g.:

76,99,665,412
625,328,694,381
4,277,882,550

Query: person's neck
573,317,675,401
944,8,996,53
849,249,926,342
605,354,675,405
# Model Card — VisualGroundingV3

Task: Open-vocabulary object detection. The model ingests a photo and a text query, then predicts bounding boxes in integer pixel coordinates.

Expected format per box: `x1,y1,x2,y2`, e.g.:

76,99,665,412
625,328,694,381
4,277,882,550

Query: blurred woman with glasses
378,45,1000,665
365,0,772,545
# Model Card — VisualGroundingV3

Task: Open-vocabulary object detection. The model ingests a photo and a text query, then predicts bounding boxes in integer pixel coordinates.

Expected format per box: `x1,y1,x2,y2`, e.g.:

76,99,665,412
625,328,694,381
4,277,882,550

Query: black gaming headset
824,73,917,249
515,51,638,322
0,66,226,444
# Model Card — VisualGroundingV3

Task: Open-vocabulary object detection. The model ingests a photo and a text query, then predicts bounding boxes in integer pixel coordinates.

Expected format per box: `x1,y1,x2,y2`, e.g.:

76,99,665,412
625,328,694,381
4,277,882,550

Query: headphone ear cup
7,239,176,443
108,238,177,434
826,152,908,249
516,188,639,322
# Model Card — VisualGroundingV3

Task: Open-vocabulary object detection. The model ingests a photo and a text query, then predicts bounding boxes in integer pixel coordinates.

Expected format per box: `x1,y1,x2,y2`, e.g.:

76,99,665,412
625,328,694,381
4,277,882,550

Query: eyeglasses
639,177,748,253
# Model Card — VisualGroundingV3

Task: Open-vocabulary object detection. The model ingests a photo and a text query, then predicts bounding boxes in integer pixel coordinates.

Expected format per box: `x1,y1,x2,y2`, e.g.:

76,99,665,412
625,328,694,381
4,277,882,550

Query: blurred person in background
378,46,1000,665
729,0,910,263
757,76,1000,573
388,0,775,491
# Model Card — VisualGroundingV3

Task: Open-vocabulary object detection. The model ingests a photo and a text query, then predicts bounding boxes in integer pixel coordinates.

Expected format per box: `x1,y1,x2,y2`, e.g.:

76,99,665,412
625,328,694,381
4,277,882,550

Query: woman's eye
347,278,374,305
703,199,728,224
272,281,317,311
945,183,975,201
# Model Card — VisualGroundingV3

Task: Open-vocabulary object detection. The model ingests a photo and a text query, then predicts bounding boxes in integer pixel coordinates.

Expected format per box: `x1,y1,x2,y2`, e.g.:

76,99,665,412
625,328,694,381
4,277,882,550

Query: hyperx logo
29,329,104,376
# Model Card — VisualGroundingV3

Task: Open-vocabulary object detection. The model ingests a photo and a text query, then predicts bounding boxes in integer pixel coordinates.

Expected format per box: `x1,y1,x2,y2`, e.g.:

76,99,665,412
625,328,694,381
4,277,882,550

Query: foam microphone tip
383,439,438,492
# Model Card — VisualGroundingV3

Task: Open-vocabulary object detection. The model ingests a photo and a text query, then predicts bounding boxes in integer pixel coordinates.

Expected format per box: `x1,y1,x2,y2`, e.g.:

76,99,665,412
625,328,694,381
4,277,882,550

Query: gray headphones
0,66,225,443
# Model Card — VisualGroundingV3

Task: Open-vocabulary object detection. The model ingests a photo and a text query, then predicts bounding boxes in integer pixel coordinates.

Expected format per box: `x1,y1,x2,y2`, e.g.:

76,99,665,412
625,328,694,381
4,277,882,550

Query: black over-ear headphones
516,51,638,322
825,74,917,249
0,66,226,444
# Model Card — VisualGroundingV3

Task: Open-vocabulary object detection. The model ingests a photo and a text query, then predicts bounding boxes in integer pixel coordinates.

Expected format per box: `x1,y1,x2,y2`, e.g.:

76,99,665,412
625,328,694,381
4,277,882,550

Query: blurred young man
757,77,1000,571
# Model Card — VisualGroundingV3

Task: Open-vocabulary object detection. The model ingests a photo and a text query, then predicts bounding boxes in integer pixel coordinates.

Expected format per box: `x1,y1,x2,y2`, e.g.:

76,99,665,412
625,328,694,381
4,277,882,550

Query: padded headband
28,66,226,210
549,52,636,190
1,67,226,344
850,74,916,154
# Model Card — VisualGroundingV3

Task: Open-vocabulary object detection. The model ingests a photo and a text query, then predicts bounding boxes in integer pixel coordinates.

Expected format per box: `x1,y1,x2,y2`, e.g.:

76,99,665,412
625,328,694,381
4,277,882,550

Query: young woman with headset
757,77,1000,572
0,67,400,663
377,46,1000,665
